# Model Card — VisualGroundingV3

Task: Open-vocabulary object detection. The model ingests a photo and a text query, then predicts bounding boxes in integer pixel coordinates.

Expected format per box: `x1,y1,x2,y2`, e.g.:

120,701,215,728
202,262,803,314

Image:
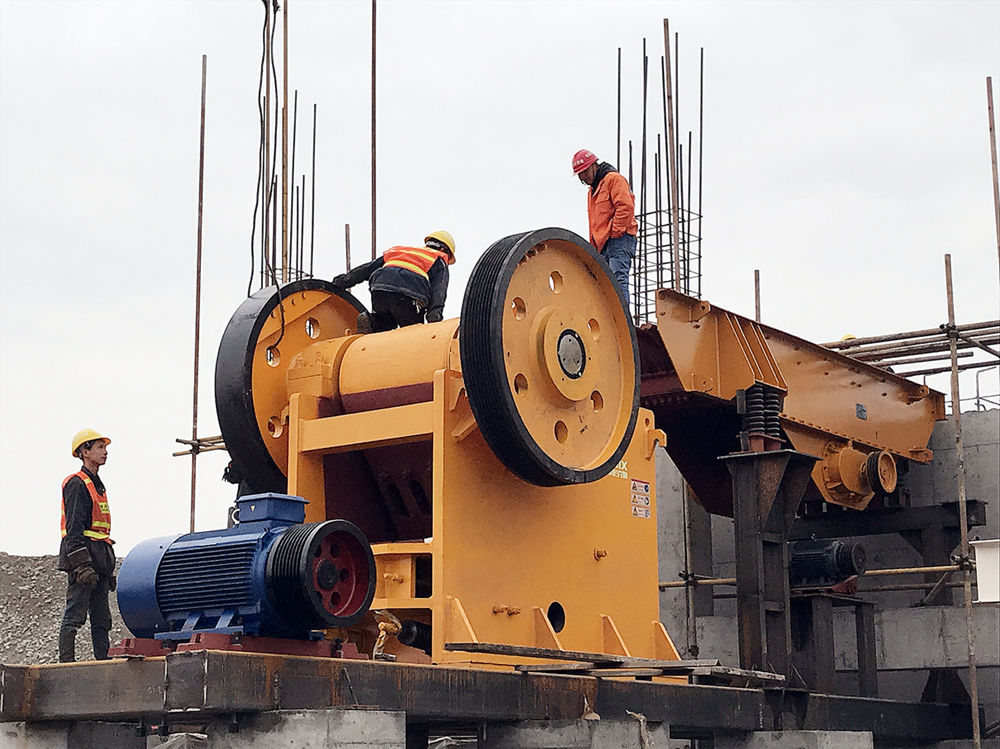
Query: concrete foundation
479,718,672,748
1,720,147,749
1,710,405,749
165,710,405,749
715,731,873,749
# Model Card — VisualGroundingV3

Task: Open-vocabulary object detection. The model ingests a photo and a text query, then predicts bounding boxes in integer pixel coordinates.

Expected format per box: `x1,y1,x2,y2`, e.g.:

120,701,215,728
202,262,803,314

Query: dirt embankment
0,552,128,664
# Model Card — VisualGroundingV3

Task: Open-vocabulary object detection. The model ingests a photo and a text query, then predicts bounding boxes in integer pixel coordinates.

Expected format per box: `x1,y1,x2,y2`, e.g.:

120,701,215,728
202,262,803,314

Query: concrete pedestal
480,718,673,748
715,731,873,749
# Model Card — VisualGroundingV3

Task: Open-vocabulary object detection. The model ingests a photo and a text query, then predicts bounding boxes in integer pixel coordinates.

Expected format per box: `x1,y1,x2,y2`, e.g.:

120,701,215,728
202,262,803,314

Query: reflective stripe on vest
61,471,111,543
382,246,448,280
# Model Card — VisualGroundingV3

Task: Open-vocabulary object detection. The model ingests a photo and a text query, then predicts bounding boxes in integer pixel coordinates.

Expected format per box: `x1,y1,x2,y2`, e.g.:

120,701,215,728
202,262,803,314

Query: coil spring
764,389,782,438
744,385,766,434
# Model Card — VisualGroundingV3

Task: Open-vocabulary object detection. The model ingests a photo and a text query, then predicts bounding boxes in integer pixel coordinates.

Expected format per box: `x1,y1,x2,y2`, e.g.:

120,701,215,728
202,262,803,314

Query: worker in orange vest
572,149,638,309
57,429,115,662
332,230,456,333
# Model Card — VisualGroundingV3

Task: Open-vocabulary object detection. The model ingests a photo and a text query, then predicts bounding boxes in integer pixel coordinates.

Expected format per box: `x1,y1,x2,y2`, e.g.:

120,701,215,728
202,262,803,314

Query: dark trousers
369,290,425,332
58,572,111,662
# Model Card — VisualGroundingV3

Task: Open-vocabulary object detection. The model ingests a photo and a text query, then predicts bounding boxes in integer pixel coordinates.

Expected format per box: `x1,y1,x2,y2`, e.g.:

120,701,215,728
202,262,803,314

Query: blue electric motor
117,493,376,640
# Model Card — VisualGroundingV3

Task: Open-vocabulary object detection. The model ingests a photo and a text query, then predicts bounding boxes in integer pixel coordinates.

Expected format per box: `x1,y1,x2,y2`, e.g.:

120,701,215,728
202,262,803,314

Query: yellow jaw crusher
215,228,678,667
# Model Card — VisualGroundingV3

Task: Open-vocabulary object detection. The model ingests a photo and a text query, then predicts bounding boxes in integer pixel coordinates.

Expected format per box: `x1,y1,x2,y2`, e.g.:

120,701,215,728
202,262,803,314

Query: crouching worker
58,429,115,662
332,230,456,333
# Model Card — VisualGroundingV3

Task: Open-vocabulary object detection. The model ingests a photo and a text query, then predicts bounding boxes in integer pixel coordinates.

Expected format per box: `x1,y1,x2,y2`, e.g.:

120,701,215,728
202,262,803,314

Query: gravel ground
0,552,128,665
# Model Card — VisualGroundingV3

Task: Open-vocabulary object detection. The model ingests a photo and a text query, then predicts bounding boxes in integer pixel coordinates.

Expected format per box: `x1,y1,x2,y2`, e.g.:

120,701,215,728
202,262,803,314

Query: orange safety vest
61,471,112,544
382,246,449,280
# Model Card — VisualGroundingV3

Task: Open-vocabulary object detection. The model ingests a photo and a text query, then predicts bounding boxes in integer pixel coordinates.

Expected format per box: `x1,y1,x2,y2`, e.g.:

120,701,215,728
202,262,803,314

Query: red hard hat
572,149,598,174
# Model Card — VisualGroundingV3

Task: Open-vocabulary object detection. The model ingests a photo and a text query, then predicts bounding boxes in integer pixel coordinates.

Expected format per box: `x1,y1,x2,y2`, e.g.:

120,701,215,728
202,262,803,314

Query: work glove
74,565,98,587
426,309,443,323
332,274,349,289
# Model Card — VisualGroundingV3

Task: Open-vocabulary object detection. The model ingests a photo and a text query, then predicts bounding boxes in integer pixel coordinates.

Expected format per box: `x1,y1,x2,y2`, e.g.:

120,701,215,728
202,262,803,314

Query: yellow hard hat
71,428,110,457
424,230,456,263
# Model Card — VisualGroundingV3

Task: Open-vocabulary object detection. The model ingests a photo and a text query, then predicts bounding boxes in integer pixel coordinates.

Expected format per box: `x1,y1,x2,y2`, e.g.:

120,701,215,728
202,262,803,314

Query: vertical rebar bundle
622,20,705,326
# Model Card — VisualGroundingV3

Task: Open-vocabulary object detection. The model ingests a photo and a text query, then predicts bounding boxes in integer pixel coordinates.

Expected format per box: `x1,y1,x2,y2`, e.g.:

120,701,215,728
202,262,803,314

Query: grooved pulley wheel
460,228,640,486
215,280,367,493
266,519,376,628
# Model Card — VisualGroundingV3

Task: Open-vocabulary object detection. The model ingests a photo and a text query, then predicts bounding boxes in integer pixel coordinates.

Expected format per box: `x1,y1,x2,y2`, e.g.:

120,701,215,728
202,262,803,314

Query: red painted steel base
110,634,367,660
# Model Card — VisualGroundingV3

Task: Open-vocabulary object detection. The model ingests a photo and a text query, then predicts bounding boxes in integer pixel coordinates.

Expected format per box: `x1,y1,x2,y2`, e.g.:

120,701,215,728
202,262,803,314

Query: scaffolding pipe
988,77,1000,284
823,320,999,349
899,360,1000,378
188,53,208,535
658,563,968,590
945,253,981,749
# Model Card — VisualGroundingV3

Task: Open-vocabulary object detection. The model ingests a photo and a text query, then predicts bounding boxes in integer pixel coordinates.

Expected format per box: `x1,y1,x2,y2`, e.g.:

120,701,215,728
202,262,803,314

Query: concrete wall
656,408,1000,721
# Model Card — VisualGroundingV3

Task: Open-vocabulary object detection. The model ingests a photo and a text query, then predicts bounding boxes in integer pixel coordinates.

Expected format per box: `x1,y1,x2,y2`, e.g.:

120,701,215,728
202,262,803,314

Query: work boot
58,628,76,663
355,312,373,335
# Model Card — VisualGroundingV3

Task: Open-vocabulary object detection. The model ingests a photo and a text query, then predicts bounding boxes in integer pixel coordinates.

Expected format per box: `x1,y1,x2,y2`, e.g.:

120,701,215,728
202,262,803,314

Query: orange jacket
587,169,638,252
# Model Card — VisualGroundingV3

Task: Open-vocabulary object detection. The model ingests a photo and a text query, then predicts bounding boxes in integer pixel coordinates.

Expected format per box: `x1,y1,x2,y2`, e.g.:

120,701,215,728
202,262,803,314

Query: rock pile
0,552,127,665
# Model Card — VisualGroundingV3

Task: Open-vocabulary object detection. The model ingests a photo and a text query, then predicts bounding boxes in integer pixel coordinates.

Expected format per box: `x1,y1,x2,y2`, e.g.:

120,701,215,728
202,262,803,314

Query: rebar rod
696,47,704,299
678,141,686,293
310,103,316,277
271,176,277,280
189,53,208,535
663,19,682,291
656,136,663,290
617,47,622,170
660,56,673,282
281,0,289,282
371,0,377,261
686,130,693,293
263,0,272,285
754,269,760,322
290,89,299,270
638,39,648,323
945,254,982,749
628,139,633,189
345,223,352,272
299,174,306,278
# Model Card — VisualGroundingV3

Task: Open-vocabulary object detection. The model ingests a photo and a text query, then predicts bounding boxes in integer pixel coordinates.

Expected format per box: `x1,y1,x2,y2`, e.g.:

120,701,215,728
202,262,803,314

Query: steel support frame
790,594,878,697
720,449,818,679
0,652,977,743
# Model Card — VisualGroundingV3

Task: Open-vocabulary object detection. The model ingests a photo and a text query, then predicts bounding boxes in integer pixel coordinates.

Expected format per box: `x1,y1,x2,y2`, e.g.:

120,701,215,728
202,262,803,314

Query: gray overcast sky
1,0,998,556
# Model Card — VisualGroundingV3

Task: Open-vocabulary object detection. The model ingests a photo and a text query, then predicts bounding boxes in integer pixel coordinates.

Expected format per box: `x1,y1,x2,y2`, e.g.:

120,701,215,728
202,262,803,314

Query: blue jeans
601,233,636,310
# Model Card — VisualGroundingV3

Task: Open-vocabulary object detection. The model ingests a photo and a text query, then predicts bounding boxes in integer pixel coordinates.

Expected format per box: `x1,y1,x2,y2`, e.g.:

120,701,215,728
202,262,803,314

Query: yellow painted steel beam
298,401,434,453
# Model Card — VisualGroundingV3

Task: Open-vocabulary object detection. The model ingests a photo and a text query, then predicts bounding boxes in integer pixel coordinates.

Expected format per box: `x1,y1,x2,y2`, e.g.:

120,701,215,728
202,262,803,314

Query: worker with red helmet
333,230,456,333
58,429,115,662
572,149,638,308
